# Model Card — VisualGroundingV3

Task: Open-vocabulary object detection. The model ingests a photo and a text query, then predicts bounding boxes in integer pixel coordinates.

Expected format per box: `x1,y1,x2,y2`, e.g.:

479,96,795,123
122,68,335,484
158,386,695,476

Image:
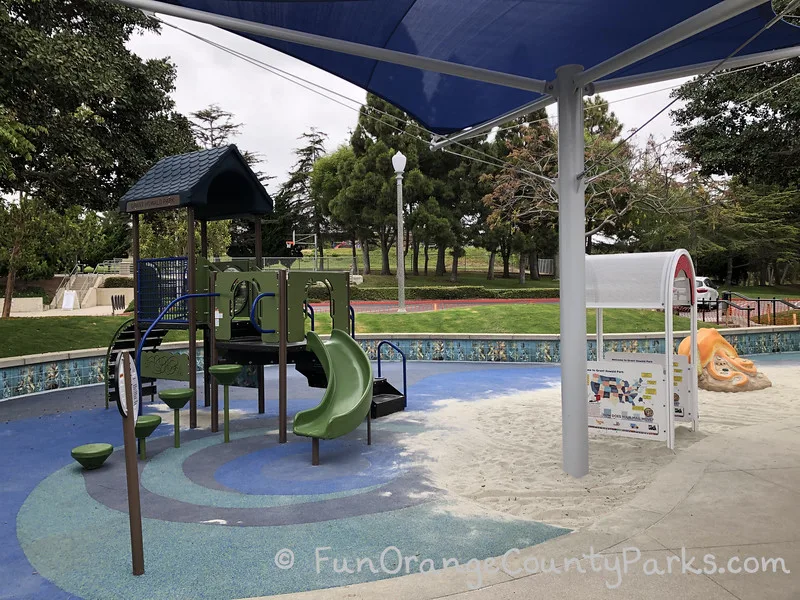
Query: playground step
371,393,406,419
105,322,171,407
371,376,406,419
294,351,328,389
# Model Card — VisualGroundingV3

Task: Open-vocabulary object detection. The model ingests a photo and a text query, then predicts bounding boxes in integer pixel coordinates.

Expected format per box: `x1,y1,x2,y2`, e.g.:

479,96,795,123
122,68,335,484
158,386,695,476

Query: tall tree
484,97,641,260
672,58,800,282
0,1,197,210
190,104,243,149
672,59,800,186
188,103,274,257
278,128,329,259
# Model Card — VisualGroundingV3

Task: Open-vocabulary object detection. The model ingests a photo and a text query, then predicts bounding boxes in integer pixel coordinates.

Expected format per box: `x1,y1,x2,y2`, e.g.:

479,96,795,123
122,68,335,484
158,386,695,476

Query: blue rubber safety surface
2,362,570,600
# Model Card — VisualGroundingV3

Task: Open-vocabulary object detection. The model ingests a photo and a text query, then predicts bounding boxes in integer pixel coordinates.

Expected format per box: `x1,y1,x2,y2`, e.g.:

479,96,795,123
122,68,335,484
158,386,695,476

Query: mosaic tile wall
2,329,798,401
360,330,800,363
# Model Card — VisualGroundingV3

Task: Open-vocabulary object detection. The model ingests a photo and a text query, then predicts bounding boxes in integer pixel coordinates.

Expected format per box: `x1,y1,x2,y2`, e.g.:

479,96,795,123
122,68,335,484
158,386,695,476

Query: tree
349,94,432,275
190,104,243,150
0,1,197,211
139,212,231,258
310,146,366,272
277,128,329,259
187,104,275,258
672,59,800,187
0,106,41,182
671,59,800,282
484,97,646,262
0,196,54,318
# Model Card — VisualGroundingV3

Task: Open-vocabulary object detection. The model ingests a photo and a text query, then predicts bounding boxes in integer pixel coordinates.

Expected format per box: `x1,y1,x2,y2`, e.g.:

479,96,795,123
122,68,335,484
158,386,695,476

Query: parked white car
695,277,719,303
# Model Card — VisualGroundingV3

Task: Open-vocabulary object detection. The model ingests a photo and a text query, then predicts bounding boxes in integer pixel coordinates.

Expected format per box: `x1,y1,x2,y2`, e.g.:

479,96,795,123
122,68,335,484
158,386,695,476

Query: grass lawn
0,317,190,359
314,304,702,335
726,284,800,299
1,305,703,358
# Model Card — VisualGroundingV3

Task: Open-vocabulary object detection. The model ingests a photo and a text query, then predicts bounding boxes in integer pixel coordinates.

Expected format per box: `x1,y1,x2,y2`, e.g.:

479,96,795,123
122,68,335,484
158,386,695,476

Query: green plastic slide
293,330,373,441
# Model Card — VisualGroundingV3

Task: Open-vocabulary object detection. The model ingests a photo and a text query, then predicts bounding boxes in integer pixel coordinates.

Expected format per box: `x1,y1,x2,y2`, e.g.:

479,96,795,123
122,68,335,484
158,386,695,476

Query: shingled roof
119,145,272,221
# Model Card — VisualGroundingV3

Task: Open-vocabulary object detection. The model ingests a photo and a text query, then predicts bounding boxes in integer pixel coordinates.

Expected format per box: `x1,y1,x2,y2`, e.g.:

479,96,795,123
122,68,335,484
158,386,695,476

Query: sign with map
605,352,694,423
587,361,668,442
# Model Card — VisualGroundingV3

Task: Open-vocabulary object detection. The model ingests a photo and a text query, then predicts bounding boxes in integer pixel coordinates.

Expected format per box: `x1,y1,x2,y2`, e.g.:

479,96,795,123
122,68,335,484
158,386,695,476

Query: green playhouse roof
119,145,272,221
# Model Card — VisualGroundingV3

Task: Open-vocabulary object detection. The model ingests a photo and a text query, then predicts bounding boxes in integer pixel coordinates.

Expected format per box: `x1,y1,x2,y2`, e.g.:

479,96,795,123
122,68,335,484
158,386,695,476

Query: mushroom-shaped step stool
135,414,162,459
71,443,114,470
209,364,243,443
159,388,194,448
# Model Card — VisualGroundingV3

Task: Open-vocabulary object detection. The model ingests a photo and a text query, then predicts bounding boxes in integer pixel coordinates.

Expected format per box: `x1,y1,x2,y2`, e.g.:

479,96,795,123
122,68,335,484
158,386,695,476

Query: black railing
376,340,407,402
720,291,800,326
697,298,753,326
303,300,315,331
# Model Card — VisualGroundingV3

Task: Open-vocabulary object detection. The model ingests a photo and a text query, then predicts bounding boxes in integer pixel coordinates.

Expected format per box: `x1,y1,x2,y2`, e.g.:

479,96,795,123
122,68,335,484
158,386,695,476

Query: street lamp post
392,151,407,313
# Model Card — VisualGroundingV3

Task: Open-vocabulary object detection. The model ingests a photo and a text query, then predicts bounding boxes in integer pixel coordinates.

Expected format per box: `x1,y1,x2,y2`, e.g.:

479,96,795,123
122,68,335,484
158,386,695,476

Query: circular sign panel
115,352,140,419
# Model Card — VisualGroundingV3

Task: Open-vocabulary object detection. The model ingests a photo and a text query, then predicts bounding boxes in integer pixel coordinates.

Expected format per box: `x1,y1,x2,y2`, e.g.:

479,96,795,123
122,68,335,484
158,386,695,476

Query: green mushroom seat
209,364,243,443
208,364,243,385
134,414,162,460
135,414,162,438
158,387,194,410
71,443,113,470
159,387,194,448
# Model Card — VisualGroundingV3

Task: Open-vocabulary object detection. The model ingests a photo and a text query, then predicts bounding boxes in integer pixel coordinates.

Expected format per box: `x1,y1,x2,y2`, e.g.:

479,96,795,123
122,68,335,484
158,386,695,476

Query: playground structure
586,249,699,450
107,145,407,464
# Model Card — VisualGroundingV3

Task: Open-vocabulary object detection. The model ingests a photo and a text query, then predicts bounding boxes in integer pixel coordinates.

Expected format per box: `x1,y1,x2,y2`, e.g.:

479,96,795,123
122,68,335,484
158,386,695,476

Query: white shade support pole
576,0,765,87
690,274,700,433
554,65,589,478
395,171,406,313
596,308,604,361
112,0,548,94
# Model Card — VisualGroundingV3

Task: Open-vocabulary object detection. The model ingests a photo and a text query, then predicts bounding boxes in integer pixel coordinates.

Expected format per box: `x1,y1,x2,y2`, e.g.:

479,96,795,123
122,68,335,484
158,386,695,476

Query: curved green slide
293,330,373,464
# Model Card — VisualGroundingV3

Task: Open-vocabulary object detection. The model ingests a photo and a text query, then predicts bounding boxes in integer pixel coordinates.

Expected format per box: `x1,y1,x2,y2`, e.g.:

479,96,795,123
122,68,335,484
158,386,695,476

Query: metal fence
214,256,357,271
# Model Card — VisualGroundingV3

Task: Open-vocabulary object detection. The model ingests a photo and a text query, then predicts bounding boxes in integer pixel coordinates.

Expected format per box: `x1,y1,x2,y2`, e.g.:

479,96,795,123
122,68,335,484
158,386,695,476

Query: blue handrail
250,292,277,334
304,301,315,331
135,292,220,415
349,305,355,338
376,340,407,402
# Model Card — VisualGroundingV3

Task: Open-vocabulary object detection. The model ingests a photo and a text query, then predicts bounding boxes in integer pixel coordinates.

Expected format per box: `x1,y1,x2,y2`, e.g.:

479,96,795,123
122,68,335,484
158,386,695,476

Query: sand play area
400,365,800,530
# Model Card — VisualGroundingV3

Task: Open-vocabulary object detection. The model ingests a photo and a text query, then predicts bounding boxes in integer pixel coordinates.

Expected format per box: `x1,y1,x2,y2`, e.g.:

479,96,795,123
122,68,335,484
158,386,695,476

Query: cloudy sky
128,15,687,194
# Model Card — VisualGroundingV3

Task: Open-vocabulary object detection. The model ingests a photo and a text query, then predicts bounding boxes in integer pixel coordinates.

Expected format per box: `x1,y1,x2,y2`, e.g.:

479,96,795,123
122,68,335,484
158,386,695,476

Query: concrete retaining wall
0,297,44,313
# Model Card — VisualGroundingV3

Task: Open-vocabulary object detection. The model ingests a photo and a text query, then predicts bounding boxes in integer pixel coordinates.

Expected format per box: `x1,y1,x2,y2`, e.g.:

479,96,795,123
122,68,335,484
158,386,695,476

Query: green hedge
103,277,135,289
0,286,52,303
306,285,559,301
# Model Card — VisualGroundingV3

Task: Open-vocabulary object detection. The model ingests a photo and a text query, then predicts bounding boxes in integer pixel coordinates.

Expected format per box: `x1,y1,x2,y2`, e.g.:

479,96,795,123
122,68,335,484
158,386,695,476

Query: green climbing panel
286,271,350,343
140,350,191,382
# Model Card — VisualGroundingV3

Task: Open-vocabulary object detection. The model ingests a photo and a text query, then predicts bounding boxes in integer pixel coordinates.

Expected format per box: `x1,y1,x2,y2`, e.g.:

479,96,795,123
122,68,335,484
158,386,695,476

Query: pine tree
277,128,328,258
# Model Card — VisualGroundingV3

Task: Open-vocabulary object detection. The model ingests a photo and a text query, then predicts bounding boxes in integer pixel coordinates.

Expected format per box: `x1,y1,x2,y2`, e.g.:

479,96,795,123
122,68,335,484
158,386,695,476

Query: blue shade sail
161,1,800,133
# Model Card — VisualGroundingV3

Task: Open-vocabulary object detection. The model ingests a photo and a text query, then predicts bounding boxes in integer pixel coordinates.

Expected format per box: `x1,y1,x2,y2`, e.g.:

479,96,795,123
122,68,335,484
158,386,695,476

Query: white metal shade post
554,65,589,478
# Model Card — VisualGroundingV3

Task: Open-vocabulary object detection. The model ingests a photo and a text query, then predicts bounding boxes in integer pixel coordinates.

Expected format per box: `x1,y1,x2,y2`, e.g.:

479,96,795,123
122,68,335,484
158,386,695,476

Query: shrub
305,285,559,301
83,266,94,273
0,286,52,303
103,277,135,289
